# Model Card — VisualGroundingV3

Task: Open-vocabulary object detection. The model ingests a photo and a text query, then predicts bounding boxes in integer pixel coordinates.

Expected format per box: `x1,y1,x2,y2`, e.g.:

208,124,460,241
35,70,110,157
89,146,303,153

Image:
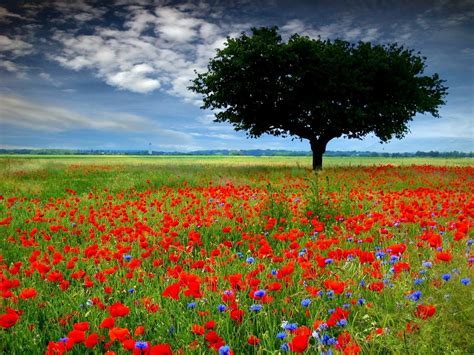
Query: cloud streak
0,93,192,142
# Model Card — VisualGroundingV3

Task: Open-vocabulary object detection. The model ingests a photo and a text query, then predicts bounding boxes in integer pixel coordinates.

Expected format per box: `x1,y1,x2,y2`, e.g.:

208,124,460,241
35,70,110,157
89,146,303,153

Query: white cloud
107,64,160,93
49,5,237,99
50,0,107,23
0,7,26,22
281,16,381,42
39,72,62,87
0,35,34,57
0,60,19,73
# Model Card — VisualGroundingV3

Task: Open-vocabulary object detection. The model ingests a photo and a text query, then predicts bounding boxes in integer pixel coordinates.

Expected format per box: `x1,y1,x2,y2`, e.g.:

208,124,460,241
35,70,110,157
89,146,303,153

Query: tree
190,27,448,169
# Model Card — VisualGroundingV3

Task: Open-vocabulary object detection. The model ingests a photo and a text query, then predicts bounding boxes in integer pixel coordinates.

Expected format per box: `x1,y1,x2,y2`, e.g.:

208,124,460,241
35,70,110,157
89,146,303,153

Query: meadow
0,156,473,354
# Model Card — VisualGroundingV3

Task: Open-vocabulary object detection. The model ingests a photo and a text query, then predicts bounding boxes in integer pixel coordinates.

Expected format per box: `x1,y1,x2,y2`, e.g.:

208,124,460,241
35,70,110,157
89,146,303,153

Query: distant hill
0,149,472,157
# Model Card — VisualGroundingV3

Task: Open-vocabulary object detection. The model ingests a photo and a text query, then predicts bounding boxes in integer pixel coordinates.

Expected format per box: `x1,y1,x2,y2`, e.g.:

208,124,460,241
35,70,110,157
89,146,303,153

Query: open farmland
0,156,473,354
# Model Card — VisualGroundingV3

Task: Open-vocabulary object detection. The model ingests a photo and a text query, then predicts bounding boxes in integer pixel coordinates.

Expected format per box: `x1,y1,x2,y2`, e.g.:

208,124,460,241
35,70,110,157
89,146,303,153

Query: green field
1,155,472,197
0,156,473,354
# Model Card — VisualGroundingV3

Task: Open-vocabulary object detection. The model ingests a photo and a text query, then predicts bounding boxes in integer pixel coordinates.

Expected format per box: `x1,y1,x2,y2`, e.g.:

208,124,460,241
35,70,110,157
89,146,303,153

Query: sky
0,0,472,152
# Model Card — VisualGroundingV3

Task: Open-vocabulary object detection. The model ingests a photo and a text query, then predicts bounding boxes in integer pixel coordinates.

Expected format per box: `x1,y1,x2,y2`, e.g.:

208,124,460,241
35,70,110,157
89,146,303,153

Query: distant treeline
1,149,473,157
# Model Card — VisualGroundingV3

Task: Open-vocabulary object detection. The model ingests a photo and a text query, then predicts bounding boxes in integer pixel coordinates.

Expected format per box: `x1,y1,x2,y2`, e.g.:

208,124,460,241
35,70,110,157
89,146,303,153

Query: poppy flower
19,288,37,299
109,327,130,342
85,333,99,348
150,343,172,355
0,311,19,328
162,282,181,300
109,303,130,317
248,335,260,345
100,317,115,329
289,335,310,353
415,304,436,319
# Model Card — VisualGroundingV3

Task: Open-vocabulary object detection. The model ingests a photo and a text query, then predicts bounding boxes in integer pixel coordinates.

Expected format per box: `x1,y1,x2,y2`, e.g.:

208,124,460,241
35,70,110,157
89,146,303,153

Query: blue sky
0,0,472,152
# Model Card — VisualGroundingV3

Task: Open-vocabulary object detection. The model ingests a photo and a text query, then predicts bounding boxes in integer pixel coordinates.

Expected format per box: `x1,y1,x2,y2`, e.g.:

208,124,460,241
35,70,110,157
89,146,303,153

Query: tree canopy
190,26,448,169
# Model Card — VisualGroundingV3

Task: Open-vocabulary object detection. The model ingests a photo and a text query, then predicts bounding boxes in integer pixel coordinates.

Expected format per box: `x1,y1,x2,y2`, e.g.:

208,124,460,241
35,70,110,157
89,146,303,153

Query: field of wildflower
1,156,473,354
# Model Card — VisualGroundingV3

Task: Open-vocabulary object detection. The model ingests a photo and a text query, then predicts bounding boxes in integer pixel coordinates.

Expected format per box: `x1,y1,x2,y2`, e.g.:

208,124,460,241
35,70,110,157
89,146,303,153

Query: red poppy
150,343,172,355
289,335,310,353
162,282,181,300
85,333,99,348
19,288,37,299
436,251,452,262
109,302,130,317
0,311,19,328
109,327,130,342
248,335,260,345
68,329,86,343
415,304,436,319
100,317,115,329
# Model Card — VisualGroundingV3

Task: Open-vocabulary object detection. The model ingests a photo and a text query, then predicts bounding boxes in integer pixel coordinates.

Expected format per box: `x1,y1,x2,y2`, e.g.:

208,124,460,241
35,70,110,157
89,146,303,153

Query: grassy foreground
0,156,473,354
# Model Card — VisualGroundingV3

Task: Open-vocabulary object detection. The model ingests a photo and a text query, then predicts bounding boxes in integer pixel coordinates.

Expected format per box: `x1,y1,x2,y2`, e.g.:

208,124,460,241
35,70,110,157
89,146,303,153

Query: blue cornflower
135,341,148,350
389,255,399,264
461,278,471,285
59,337,69,343
271,269,278,276
284,323,298,331
301,298,312,307
217,304,227,312
343,303,350,309
123,254,132,262
422,261,433,268
250,304,262,312
280,343,290,351
325,258,334,264
337,319,347,327
187,302,197,309
407,290,422,302
357,298,365,305
218,345,231,355
359,280,366,287
419,269,427,275
236,252,244,258
254,289,266,298
322,334,338,346
276,332,287,340
246,257,255,264
128,288,135,293
328,308,335,314
414,278,424,285
467,239,474,246
318,323,328,331
442,273,451,281
326,290,334,298
375,251,386,259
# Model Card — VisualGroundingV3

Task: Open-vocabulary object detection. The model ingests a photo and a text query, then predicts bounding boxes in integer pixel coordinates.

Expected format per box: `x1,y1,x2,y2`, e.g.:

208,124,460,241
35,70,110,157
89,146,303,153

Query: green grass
0,156,472,354
1,155,472,198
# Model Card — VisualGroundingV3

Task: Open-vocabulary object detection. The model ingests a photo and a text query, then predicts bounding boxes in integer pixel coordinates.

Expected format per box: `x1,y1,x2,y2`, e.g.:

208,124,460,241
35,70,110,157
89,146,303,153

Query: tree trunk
310,138,327,170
